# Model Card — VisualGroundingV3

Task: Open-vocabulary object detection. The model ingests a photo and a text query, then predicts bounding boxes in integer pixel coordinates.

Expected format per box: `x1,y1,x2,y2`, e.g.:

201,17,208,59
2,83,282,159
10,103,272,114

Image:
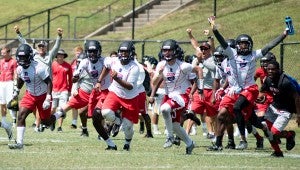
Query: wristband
46,94,52,100
197,78,204,90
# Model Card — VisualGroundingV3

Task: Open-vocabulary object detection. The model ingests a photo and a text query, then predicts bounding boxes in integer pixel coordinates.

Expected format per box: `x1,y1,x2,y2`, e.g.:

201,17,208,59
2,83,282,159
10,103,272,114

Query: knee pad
160,103,171,115
101,109,115,122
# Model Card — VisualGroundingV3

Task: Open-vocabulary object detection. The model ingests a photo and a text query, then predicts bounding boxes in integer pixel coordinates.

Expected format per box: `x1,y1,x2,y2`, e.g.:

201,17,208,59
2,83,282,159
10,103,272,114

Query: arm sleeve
212,29,228,49
261,33,286,56
48,36,62,64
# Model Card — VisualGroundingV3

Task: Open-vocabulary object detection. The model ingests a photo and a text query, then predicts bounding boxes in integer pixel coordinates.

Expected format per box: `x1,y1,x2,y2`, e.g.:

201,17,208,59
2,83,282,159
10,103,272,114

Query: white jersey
224,47,263,88
216,58,236,87
156,59,193,96
16,61,50,96
74,57,110,90
134,59,146,94
106,57,139,99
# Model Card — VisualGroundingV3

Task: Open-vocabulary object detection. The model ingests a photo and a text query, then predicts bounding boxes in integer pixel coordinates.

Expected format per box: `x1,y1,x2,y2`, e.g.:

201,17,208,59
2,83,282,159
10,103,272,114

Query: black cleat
57,127,63,132
173,136,181,146
207,145,223,151
144,133,154,138
105,145,117,150
70,124,77,129
270,151,284,157
81,129,89,137
286,131,296,151
123,144,130,151
225,141,236,149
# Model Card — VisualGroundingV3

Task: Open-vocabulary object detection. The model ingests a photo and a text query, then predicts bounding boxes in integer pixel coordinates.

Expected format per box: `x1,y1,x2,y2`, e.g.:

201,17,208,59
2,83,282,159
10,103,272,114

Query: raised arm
208,16,228,49
261,30,287,56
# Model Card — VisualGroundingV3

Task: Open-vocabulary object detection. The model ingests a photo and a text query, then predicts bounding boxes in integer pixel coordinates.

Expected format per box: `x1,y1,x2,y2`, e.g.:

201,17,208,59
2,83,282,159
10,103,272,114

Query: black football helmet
142,55,151,64
84,40,102,63
118,41,135,64
213,46,227,66
235,34,253,56
16,44,33,68
184,55,195,64
161,39,182,61
148,56,158,68
260,52,276,68
226,39,236,49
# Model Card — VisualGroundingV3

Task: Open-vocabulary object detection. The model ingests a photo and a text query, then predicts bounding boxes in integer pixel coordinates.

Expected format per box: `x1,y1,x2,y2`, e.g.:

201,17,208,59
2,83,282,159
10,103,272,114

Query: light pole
132,0,135,40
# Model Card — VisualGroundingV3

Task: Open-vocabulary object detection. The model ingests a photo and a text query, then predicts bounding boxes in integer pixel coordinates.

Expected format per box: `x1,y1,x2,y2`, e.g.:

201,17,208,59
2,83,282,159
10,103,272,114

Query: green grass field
1,114,300,169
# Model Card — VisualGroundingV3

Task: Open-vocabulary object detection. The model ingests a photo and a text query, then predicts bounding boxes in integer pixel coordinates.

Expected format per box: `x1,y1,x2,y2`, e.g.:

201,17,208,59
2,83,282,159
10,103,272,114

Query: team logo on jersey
23,72,31,83
166,72,175,82
90,70,99,78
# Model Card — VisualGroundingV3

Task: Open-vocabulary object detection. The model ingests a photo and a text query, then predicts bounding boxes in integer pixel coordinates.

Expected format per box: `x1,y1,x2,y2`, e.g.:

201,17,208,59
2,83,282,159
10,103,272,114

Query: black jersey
261,73,297,113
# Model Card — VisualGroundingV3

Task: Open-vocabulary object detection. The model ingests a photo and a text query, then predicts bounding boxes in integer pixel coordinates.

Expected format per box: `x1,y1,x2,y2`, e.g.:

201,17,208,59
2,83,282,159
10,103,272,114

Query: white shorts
52,91,69,109
0,81,14,104
265,104,292,132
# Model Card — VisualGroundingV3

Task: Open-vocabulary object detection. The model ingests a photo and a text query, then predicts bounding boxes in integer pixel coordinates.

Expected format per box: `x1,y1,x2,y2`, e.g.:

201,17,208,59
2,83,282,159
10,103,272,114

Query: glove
215,88,225,100
228,86,242,97
42,95,51,110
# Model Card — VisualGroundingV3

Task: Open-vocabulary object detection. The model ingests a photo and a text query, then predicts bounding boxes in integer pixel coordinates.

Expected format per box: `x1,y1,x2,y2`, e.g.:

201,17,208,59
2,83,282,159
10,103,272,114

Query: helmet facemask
17,55,31,69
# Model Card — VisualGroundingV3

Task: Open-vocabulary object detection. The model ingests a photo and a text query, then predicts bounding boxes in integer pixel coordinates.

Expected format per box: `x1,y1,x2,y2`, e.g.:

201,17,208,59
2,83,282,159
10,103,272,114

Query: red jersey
0,58,17,81
52,61,73,92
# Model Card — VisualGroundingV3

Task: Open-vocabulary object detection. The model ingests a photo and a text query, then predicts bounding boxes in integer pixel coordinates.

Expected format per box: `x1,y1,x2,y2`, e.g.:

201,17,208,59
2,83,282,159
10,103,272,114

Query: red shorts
162,93,189,123
219,85,258,121
240,84,259,104
67,88,90,109
102,91,139,124
95,89,109,109
137,92,147,115
20,91,51,120
191,89,218,117
87,89,108,118
255,92,273,113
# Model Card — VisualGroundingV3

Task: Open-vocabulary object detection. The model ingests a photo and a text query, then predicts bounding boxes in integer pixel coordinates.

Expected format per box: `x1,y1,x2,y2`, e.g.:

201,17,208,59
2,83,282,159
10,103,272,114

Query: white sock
2,116,7,123
202,122,207,133
72,119,77,125
17,126,25,144
10,110,17,120
105,138,115,147
153,124,159,131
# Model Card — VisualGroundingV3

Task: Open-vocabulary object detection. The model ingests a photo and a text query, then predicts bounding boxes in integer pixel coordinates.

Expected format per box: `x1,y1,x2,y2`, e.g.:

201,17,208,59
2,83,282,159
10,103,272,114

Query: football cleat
186,141,195,155
270,151,283,157
207,145,223,151
8,143,23,149
123,144,130,151
105,145,117,151
286,131,296,151
81,129,89,137
235,141,248,150
163,137,174,148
